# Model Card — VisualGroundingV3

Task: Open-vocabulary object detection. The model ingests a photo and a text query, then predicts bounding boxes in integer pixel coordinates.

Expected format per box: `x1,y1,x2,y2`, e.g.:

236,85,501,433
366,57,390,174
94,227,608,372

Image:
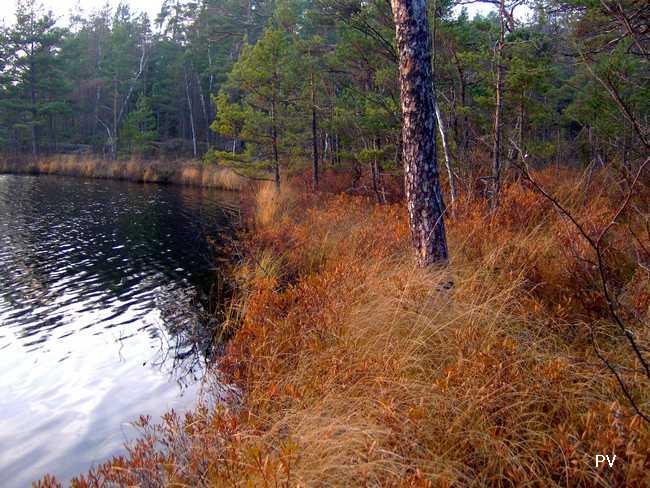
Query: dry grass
253,181,299,228
0,155,244,191
36,168,650,487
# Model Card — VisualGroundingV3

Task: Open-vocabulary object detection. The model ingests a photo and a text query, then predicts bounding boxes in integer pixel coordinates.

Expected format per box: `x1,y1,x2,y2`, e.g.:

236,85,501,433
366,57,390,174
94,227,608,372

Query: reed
0,155,244,191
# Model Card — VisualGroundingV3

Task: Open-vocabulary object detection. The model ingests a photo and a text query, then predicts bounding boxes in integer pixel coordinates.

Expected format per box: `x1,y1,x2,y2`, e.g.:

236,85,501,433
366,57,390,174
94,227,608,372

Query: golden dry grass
0,155,244,191
253,181,299,228
36,168,650,487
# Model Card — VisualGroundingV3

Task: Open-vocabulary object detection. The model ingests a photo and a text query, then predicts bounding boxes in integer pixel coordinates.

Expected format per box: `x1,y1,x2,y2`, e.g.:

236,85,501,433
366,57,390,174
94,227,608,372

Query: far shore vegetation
0,155,244,190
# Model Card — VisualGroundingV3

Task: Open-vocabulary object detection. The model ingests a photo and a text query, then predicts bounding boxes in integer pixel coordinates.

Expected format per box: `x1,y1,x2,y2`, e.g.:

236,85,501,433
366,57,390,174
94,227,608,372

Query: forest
1,0,646,179
1,0,649,485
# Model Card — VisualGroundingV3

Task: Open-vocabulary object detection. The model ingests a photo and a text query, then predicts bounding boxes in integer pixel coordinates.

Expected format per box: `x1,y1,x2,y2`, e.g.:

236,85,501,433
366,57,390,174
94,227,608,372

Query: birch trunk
184,67,198,157
435,101,457,206
195,71,209,150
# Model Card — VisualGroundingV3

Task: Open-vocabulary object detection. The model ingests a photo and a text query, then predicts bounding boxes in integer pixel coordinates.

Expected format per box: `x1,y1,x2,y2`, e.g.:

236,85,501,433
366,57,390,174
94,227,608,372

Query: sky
2,0,163,26
3,0,500,27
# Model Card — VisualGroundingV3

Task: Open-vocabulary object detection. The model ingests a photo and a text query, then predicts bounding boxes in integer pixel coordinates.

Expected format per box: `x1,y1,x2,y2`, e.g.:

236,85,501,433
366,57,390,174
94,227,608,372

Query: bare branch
509,141,650,423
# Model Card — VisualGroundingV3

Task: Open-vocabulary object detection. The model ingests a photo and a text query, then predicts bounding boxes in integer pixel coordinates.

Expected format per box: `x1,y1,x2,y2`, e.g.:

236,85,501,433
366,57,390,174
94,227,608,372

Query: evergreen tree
120,95,158,157
212,27,301,189
0,0,68,155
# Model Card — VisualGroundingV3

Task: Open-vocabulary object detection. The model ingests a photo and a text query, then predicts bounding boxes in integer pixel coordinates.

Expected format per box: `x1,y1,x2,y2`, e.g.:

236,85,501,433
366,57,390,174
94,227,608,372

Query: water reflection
0,175,237,486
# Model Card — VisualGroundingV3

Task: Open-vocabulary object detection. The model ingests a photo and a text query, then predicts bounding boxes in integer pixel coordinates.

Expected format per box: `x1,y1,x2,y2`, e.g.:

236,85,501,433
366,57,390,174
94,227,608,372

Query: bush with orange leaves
37,167,649,487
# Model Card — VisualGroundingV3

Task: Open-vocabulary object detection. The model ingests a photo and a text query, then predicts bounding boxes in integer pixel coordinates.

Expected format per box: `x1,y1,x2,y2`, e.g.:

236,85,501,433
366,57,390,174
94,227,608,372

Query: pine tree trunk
491,0,506,209
311,72,319,191
30,81,37,156
207,47,215,147
391,0,448,266
112,79,118,160
29,42,38,156
271,99,281,192
450,50,468,159
394,137,402,168
373,137,386,203
93,36,102,153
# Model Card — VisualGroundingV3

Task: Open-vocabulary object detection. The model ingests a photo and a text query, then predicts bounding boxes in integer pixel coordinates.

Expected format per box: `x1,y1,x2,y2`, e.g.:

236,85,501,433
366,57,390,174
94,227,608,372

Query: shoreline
39,168,650,487
0,156,245,191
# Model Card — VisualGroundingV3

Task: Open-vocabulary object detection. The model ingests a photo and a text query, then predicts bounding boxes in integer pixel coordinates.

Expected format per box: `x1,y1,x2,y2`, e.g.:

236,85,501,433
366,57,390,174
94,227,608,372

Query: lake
0,174,238,486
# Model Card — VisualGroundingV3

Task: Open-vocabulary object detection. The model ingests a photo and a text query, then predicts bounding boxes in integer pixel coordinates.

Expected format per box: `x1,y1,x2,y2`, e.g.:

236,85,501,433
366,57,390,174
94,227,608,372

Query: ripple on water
0,175,238,487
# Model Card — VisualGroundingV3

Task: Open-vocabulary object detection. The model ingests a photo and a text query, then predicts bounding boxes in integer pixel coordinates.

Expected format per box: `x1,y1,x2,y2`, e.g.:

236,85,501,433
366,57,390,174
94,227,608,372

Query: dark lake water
0,174,238,486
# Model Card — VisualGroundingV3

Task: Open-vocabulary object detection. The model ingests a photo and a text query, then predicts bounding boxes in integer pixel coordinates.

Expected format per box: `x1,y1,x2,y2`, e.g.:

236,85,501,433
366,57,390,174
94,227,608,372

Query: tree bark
184,66,198,158
435,101,457,206
311,72,319,191
431,0,456,207
195,71,209,150
111,77,118,160
491,0,506,210
29,38,38,156
371,137,385,203
391,0,448,266
271,99,280,191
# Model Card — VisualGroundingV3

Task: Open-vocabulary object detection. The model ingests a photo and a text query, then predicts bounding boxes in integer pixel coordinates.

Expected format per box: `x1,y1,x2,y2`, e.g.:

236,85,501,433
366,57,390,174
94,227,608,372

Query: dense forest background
0,0,648,179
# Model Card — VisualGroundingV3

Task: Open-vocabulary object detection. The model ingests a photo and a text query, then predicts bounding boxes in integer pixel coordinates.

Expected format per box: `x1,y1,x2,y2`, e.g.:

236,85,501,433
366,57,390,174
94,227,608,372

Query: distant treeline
0,0,647,175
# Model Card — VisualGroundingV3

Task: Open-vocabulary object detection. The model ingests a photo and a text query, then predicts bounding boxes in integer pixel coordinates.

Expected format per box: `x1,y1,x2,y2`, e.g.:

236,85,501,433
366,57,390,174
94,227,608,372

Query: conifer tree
213,28,301,190
1,0,68,155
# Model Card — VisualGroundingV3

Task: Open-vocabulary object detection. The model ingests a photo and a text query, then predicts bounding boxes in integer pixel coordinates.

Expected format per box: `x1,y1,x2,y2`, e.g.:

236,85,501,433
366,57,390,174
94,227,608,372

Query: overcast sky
3,0,498,27
3,0,163,26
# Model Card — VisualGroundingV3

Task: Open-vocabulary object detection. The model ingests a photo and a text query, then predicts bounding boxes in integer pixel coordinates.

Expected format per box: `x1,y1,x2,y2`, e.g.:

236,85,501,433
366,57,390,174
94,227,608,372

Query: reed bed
0,155,244,191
